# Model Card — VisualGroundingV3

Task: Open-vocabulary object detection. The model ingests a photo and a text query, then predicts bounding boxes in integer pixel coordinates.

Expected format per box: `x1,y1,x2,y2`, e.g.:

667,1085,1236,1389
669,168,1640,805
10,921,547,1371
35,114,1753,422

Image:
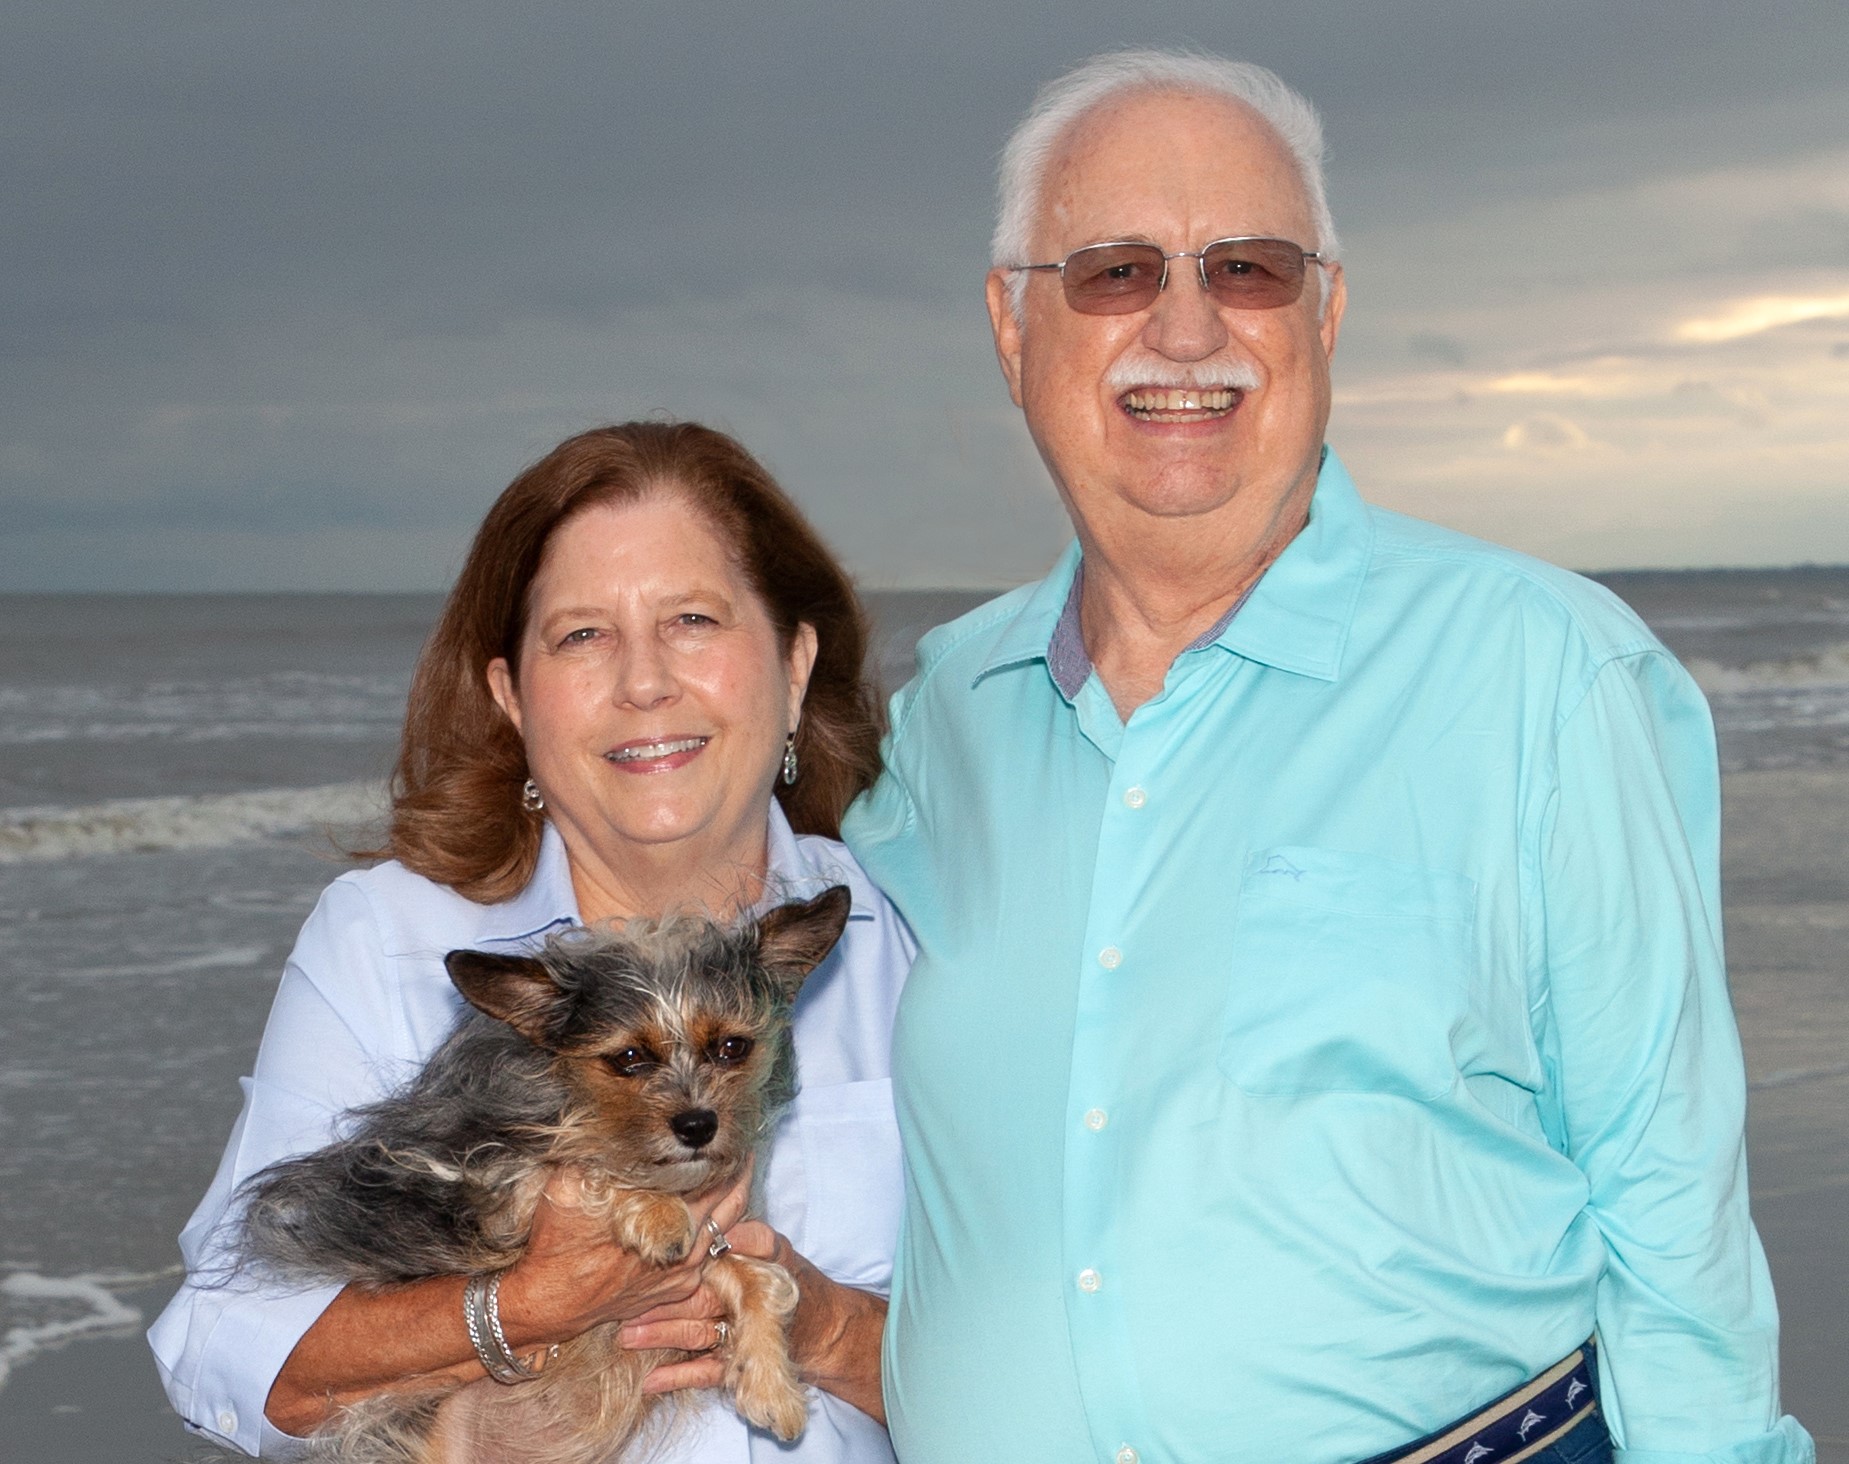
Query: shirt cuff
1615,1416,1816,1464
187,1279,342,1457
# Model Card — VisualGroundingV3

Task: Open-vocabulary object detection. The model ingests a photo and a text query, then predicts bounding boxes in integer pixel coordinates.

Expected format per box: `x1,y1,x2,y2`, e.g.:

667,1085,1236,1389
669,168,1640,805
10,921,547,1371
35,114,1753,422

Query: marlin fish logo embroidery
1256,854,1306,881
1517,1410,1546,1441
1463,1445,1494,1464
1565,1379,1588,1408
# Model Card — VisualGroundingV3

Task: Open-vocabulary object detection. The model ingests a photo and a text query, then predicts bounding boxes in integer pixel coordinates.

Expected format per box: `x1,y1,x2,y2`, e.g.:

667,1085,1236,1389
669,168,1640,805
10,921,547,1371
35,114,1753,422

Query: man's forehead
1036,89,1310,249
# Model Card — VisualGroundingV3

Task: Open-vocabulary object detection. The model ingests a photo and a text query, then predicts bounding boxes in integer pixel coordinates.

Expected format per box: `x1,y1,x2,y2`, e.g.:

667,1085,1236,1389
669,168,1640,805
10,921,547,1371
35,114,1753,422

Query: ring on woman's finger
712,1319,731,1350
705,1217,732,1259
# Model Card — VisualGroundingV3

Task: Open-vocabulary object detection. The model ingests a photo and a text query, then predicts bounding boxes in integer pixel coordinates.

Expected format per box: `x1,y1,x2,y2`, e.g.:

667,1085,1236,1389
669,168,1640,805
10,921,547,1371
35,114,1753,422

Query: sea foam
0,1270,168,1390
0,782,386,864
1686,643,1849,696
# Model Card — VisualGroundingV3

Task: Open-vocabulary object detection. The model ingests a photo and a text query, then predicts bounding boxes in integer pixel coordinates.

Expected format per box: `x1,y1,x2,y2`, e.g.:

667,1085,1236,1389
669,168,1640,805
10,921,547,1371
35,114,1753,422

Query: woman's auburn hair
377,420,885,903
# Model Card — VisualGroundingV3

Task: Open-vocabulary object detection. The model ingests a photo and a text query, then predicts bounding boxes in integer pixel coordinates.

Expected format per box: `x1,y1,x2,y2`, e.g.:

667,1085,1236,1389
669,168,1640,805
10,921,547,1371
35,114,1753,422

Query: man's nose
1141,260,1230,361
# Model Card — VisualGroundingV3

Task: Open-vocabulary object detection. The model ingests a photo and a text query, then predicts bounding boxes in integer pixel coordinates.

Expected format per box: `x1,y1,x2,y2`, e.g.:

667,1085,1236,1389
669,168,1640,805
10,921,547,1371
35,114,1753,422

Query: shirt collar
473,803,876,945
975,445,1370,693
474,820,579,945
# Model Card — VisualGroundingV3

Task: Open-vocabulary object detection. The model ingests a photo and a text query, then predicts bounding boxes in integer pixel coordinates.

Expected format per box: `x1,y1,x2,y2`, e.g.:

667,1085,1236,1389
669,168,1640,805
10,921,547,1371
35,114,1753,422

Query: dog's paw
612,1193,697,1265
730,1361,809,1442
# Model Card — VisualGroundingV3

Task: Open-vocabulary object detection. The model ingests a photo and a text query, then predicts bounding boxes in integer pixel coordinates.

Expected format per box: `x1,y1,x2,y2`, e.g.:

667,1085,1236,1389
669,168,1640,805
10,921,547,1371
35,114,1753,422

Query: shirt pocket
782,1077,903,1290
1217,847,1477,1101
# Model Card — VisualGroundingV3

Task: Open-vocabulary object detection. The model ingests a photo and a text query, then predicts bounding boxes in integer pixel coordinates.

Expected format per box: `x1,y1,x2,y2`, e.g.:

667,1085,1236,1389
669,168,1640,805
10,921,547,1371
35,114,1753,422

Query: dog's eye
712,1035,754,1065
605,1046,658,1077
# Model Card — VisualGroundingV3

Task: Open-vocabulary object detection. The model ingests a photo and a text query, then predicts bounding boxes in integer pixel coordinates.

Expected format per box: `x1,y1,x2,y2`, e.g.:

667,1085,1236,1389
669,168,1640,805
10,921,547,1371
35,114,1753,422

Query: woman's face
487,494,816,886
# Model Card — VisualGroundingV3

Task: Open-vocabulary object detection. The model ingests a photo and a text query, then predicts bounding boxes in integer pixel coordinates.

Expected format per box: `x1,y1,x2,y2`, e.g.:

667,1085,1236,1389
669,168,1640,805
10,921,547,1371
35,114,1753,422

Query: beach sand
2,768,1843,1461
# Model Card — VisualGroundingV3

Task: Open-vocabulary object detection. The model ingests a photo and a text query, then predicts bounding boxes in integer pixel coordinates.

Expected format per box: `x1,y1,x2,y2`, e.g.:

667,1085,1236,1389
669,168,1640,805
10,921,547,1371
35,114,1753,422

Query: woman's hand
495,1165,753,1358
620,1221,888,1425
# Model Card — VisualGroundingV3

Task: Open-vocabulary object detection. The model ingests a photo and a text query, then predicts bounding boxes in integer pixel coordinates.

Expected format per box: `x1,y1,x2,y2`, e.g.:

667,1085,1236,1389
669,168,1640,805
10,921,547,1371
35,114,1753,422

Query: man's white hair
993,49,1340,315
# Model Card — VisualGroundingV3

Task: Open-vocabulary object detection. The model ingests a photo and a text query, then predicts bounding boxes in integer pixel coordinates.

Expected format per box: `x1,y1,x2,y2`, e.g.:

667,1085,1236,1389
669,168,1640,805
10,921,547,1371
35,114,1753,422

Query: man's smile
1120,386,1242,422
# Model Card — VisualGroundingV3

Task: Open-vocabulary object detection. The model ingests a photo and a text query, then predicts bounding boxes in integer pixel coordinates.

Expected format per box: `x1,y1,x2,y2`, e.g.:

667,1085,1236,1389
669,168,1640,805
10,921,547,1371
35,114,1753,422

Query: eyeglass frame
1005,235,1330,312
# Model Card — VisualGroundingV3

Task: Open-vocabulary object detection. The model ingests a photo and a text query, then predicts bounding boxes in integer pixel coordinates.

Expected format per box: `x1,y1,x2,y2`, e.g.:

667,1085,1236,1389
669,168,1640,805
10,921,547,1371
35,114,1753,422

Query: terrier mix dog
233,885,853,1464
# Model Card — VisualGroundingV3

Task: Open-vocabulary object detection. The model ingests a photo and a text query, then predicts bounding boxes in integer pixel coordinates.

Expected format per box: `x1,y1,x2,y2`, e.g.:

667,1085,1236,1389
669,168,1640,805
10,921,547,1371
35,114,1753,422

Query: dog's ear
445,950,566,1045
755,885,853,999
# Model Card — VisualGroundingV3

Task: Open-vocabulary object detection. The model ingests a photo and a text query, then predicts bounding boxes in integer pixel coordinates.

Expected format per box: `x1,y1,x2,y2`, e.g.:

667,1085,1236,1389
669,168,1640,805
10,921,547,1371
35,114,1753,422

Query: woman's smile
605,735,711,770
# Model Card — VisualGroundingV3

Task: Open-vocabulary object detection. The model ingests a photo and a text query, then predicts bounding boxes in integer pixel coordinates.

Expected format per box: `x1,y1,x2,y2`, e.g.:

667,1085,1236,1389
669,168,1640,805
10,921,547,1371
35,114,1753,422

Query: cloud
1676,294,1849,344
1501,414,1594,452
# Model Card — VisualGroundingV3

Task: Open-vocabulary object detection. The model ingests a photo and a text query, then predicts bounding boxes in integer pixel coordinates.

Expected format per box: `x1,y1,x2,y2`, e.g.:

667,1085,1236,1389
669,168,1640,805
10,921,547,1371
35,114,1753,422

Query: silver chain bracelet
463,1271,542,1385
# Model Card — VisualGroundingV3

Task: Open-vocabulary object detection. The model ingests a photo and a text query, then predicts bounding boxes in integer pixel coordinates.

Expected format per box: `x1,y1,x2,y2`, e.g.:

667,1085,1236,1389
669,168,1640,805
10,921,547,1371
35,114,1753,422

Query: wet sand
3,767,1844,1461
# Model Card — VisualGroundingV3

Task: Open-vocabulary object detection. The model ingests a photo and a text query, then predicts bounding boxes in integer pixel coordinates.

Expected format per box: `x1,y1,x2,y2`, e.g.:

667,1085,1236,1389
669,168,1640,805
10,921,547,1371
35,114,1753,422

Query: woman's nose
613,636,678,708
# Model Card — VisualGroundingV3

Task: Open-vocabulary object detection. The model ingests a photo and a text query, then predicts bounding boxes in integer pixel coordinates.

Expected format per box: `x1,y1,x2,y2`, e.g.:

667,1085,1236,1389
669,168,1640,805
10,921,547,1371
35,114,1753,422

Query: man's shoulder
1362,503,1664,666
912,582,1043,671
884,582,1045,724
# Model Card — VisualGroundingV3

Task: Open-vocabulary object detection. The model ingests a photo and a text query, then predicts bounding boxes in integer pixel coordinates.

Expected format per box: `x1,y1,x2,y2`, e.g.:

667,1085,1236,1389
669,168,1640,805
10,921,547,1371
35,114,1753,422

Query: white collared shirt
149,806,913,1461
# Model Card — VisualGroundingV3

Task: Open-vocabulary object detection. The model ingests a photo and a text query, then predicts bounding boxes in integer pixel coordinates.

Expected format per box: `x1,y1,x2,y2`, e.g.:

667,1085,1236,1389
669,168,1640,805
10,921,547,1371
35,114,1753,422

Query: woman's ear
486,657,524,735
786,622,819,730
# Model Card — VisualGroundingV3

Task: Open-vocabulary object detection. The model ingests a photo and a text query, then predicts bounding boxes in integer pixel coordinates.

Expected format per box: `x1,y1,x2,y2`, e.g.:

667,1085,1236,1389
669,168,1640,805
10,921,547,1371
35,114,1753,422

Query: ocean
2,573,1846,1458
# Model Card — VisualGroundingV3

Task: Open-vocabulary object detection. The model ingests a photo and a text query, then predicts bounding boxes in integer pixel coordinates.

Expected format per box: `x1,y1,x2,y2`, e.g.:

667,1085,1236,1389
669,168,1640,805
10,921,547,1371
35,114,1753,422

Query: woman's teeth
606,737,708,763
1122,387,1239,418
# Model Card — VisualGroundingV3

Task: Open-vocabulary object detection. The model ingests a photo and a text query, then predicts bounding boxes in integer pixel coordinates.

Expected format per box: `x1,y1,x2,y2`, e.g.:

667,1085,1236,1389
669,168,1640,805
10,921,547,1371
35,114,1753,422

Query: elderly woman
150,422,910,1463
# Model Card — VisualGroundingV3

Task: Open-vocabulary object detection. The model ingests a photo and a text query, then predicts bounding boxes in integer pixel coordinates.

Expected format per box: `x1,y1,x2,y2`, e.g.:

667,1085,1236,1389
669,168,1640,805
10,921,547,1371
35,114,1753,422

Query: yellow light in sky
1486,372,1597,394
1677,294,1849,343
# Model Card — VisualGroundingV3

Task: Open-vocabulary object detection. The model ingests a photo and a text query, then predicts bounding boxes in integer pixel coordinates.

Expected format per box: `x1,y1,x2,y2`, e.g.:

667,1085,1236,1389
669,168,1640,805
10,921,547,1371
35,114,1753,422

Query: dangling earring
781,733,799,787
521,777,546,813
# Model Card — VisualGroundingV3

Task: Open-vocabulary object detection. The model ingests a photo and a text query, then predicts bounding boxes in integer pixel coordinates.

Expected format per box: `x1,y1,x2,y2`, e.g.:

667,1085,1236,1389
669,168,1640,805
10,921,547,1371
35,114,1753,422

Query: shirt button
1123,785,1147,809
1084,1108,1108,1131
1077,1267,1102,1293
216,1408,238,1434
1098,946,1122,970
1117,1448,1141,1464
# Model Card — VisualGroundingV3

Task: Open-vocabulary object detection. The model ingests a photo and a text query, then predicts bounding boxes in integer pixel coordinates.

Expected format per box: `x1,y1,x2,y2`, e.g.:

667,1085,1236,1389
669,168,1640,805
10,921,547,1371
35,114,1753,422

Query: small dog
233,885,853,1464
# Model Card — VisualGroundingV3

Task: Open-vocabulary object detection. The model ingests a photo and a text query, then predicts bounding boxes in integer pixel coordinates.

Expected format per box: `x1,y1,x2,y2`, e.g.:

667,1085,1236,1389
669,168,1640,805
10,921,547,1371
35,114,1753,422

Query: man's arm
1534,650,1812,1464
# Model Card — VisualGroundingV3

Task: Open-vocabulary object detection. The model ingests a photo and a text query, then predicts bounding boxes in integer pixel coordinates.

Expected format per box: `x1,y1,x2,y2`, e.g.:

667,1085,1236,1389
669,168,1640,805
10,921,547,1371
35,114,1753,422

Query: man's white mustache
1102,357,1261,394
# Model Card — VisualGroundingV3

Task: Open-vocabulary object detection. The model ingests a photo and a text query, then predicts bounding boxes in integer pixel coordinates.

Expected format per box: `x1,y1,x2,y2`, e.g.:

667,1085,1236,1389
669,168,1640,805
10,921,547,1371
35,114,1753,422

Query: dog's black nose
670,1108,719,1149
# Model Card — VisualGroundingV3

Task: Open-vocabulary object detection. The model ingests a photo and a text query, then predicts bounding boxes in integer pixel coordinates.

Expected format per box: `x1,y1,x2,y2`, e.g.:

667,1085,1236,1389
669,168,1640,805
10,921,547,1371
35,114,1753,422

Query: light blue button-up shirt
150,807,912,1462
843,450,1811,1464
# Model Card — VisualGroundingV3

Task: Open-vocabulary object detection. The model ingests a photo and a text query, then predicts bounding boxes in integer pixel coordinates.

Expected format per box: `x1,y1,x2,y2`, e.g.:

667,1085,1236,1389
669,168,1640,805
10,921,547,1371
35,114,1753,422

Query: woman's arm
267,1168,753,1435
622,1220,887,1425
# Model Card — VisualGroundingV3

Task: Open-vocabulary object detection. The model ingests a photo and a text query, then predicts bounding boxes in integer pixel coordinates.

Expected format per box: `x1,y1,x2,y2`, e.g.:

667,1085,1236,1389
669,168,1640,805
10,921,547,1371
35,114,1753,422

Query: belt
1358,1341,1600,1464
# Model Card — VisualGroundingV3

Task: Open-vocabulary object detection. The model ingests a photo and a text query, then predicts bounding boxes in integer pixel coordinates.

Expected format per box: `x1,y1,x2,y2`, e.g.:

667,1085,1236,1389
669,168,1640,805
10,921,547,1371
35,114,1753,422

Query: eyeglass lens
1060,238,1309,315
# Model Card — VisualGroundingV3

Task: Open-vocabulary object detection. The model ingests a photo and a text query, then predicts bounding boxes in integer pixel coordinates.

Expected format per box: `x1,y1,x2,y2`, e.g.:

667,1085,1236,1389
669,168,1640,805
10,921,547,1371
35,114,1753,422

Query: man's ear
755,885,853,1000
1318,260,1347,361
445,950,565,1047
985,269,1027,408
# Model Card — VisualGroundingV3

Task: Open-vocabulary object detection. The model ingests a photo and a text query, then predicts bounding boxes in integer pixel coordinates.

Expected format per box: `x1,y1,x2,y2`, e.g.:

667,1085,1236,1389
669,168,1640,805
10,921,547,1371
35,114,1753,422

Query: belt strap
1359,1341,1599,1464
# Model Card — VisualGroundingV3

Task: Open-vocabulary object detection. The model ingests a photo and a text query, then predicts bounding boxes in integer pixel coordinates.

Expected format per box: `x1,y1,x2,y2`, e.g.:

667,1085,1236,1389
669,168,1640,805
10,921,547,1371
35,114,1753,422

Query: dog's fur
233,885,853,1464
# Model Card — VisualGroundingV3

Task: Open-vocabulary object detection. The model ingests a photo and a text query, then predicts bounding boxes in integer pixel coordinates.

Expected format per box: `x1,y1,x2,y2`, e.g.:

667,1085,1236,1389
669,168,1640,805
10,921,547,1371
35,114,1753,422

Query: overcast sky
4,0,1847,591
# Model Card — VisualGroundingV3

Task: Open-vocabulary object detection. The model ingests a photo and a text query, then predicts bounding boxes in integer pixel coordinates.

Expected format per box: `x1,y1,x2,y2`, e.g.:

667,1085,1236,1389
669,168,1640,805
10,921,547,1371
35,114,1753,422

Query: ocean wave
0,1269,172,1390
1685,643,1849,695
0,782,386,864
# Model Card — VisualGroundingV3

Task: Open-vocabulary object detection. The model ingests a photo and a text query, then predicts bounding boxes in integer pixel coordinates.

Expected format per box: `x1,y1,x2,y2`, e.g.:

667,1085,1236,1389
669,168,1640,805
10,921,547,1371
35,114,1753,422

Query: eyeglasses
1007,236,1327,315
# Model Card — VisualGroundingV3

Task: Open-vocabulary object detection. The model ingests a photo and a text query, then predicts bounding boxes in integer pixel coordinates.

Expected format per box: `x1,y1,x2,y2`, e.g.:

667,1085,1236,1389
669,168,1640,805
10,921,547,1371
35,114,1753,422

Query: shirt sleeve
147,876,412,1459
1534,651,1814,1464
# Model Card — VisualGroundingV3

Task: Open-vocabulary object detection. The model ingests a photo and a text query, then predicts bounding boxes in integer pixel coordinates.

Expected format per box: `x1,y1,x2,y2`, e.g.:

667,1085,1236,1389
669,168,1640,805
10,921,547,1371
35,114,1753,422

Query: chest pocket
1218,847,1477,1101
764,1078,903,1290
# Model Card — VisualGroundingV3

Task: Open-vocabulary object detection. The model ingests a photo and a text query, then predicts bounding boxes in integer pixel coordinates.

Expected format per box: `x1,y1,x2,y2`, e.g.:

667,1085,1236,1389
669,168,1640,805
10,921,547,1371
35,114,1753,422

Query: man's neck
1077,497,1308,719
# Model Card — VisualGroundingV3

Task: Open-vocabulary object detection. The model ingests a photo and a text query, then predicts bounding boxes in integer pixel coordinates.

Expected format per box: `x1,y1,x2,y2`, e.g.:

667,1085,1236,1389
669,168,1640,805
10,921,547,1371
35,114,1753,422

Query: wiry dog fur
233,885,853,1464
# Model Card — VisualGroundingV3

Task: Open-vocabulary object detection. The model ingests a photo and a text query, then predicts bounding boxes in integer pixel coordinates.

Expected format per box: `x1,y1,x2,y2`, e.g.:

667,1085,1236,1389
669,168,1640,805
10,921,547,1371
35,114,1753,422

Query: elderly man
843,50,1812,1464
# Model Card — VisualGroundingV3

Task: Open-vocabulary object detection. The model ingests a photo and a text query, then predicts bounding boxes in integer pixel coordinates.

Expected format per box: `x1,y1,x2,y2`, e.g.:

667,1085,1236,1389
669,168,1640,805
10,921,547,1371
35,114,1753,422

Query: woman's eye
712,1035,754,1065
674,613,717,628
560,627,600,646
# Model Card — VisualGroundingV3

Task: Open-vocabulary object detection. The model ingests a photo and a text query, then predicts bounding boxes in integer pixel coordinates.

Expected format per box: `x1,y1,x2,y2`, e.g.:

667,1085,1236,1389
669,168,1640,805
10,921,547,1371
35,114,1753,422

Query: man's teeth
607,737,708,762
1122,387,1239,415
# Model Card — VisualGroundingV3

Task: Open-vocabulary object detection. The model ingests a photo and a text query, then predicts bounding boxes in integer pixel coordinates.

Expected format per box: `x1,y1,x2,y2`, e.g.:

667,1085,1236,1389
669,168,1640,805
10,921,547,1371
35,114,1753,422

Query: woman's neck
558,819,773,926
